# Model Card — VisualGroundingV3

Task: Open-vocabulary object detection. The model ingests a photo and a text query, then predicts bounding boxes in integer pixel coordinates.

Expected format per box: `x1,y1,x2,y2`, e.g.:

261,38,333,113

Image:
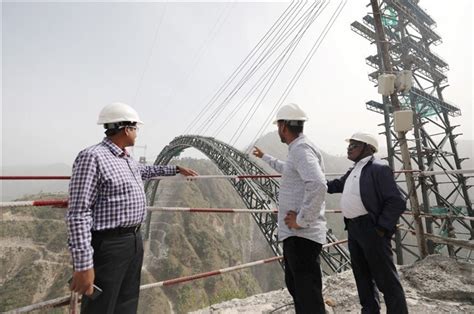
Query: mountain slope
0,159,284,313
191,255,474,313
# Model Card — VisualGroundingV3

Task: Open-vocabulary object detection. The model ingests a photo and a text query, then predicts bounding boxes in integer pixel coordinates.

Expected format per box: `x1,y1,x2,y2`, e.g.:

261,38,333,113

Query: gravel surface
191,255,474,314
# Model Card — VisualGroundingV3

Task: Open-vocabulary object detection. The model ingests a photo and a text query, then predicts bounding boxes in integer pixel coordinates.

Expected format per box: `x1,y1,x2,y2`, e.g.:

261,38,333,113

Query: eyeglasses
347,143,363,150
120,125,138,131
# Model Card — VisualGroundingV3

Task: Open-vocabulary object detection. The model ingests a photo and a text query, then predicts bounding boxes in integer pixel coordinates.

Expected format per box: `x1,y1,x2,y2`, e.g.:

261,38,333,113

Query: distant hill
2,137,470,202
251,131,473,179
251,131,352,174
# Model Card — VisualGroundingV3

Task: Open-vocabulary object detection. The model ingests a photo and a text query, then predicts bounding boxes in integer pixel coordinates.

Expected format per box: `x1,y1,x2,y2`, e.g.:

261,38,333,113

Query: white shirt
262,134,327,244
340,155,372,219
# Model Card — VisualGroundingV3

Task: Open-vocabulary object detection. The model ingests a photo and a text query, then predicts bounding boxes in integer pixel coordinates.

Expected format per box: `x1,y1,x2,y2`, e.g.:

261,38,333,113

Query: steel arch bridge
144,135,351,274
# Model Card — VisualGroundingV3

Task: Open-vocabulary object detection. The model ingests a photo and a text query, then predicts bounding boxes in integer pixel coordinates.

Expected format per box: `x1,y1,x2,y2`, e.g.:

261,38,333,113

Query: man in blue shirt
327,132,408,314
67,102,197,313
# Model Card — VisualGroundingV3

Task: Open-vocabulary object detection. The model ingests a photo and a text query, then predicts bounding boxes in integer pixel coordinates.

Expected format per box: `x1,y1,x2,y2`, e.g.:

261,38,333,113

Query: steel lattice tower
351,0,473,263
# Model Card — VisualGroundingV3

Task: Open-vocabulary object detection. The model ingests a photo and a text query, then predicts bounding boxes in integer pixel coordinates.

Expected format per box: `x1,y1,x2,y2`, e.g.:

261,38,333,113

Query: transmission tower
351,0,473,263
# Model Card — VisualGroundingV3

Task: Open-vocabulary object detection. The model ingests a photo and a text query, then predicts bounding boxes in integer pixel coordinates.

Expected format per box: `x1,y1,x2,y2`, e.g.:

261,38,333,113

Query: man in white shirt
327,132,408,314
253,103,327,314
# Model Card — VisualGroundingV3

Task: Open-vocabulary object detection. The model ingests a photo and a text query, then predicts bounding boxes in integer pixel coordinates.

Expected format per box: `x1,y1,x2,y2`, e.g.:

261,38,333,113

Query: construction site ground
191,255,474,313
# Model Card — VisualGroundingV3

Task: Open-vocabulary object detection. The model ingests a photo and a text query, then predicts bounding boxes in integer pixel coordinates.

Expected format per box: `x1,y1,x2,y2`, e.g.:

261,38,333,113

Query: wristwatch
176,166,180,174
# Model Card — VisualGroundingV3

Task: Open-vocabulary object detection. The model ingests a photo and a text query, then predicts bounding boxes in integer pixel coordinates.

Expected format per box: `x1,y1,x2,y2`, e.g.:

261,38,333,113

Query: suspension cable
211,1,320,137
196,1,310,136
249,0,347,149
230,1,326,145
184,1,301,134
133,3,168,106
166,2,234,109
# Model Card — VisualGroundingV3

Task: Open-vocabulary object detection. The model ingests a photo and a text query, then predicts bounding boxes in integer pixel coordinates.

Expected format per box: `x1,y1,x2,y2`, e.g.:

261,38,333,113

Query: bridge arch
145,135,350,273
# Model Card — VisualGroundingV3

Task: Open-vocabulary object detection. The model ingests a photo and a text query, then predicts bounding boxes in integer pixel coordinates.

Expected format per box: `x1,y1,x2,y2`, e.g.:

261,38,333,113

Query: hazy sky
2,0,472,168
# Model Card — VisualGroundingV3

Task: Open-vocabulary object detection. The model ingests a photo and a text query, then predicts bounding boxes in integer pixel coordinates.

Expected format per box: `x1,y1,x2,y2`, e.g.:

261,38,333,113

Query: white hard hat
346,132,379,153
272,103,308,124
97,102,144,126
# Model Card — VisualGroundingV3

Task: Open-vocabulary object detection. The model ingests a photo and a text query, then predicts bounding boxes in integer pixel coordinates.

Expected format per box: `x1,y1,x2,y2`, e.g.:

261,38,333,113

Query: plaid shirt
66,138,176,271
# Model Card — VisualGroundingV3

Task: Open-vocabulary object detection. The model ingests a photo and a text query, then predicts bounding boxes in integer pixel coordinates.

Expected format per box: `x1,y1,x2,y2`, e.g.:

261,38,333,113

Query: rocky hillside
0,136,358,313
191,255,474,313
0,193,71,312
137,158,284,313
0,159,284,313
3,134,469,312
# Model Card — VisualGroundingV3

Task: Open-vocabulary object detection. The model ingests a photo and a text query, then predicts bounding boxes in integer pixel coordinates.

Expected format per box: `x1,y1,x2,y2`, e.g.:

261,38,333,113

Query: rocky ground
191,255,474,313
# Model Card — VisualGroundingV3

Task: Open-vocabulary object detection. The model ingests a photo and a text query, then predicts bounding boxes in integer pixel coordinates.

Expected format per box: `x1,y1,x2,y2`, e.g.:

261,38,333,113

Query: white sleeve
293,145,327,228
262,154,285,173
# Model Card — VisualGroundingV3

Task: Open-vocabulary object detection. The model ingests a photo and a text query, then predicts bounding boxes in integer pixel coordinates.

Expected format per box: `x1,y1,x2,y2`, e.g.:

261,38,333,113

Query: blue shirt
66,138,176,271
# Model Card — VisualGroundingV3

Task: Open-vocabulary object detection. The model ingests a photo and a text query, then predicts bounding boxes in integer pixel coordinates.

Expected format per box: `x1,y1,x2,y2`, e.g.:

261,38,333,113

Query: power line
230,1,326,145
133,2,168,106
198,1,316,136
183,1,300,135
165,2,234,110
248,0,347,150
195,1,307,135
210,1,319,137
184,0,347,149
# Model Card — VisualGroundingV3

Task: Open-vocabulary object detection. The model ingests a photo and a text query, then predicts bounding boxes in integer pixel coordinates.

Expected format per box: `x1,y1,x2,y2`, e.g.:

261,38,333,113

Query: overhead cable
183,0,300,134
211,1,323,138
133,2,168,106
195,1,309,135
230,1,328,145
249,0,347,149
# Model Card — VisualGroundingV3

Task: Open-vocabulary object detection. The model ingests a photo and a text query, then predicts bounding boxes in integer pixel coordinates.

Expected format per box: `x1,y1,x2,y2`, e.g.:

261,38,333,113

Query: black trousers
283,236,326,314
346,215,408,314
81,230,144,314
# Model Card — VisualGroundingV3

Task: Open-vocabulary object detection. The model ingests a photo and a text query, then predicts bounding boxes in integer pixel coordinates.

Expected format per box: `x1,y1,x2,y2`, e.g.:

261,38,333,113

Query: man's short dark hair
104,121,137,137
278,120,304,135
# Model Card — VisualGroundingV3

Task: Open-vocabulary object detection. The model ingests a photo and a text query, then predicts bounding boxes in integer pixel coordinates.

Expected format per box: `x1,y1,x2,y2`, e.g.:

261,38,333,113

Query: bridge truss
144,135,351,274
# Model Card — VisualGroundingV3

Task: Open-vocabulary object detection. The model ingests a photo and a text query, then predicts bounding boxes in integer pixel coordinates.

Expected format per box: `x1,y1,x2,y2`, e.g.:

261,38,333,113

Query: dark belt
344,214,370,224
92,225,141,237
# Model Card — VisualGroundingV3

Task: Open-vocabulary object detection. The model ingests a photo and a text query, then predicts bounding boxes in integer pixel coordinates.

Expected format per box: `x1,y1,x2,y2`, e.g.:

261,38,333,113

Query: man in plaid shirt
67,102,197,313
